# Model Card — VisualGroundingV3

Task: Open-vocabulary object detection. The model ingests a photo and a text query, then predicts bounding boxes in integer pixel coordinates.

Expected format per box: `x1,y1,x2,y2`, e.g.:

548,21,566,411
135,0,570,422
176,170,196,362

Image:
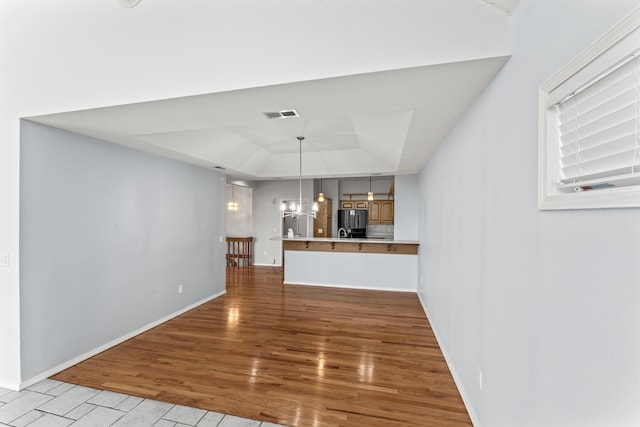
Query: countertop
272,237,419,245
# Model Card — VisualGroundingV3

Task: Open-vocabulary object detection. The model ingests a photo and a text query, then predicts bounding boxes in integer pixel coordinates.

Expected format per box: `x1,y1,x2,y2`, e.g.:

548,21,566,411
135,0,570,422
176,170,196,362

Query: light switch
0,253,8,267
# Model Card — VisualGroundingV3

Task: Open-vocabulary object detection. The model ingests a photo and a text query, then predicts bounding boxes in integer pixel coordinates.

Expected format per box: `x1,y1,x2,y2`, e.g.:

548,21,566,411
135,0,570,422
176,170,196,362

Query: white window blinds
556,54,640,192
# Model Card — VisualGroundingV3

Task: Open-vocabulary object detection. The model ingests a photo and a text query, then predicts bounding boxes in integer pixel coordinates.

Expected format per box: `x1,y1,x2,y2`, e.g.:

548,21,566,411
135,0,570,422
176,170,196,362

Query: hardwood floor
53,266,472,427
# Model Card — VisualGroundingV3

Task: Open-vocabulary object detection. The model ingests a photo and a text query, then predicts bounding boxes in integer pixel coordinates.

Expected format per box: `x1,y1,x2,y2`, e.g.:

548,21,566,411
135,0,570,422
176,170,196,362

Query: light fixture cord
633,55,639,178
298,136,304,209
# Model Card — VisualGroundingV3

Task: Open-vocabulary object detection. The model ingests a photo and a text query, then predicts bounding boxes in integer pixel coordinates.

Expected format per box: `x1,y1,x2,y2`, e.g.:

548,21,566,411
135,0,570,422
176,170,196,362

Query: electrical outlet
272,258,276,264
178,285,184,294
0,253,8,267
476,368,483,390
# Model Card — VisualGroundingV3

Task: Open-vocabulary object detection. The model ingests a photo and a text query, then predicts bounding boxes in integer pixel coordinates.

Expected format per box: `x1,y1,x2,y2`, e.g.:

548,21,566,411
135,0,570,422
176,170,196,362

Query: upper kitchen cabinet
369,200,394,224
340,200,369,209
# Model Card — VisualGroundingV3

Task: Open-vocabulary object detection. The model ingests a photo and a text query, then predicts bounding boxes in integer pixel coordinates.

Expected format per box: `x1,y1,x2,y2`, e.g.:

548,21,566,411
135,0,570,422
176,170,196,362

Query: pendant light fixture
318,178,325,203
280,136,319,219
368,176,374,201
227,185,239,211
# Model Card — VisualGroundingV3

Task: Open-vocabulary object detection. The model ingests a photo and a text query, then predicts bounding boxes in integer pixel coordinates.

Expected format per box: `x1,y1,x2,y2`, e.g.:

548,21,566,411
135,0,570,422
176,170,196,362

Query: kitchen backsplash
367,224,394,239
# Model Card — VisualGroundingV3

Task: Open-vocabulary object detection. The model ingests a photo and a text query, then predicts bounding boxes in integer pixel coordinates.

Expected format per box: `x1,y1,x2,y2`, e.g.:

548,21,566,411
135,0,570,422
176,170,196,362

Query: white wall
19,121,226,384
285,251,417,291
418,1,640,426
226,185,253,237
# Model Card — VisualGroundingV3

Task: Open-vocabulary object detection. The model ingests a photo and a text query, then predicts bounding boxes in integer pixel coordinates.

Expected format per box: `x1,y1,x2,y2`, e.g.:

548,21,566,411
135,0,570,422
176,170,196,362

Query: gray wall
394,174,419,241
20,121,226,381
418,1,640,426
338,176,394,200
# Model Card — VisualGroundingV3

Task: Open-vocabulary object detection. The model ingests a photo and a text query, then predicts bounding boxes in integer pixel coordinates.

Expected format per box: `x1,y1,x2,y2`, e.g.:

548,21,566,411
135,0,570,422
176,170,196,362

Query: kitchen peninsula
280,237,419,291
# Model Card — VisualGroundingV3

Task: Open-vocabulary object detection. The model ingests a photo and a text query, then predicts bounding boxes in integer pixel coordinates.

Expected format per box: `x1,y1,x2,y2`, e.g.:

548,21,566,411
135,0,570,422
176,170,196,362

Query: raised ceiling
27,0,518,181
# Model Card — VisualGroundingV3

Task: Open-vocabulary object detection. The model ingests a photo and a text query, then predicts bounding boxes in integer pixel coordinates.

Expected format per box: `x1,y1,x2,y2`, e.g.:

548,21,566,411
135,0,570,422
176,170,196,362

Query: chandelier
227,184,239,211
280,136,319,219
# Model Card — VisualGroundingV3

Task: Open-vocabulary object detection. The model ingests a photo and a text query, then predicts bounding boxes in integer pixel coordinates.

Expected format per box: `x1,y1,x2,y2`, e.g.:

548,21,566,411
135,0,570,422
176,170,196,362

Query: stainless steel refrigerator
337,209,367,238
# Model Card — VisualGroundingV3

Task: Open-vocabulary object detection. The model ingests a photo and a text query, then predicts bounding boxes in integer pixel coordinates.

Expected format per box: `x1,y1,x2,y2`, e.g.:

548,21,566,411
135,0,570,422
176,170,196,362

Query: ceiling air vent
262,109,300,119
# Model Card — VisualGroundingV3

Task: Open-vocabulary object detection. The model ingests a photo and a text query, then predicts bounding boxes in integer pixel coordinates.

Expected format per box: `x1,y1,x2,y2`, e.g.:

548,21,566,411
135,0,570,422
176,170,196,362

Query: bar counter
282,237,419,255
278,237,420,291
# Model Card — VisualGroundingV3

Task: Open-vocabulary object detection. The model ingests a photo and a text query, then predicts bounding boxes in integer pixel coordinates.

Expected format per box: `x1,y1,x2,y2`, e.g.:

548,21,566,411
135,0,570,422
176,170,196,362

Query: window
538,6,640,210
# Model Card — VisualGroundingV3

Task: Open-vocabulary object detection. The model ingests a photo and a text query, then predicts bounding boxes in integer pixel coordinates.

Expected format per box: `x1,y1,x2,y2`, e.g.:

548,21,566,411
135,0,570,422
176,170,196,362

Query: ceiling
27,0,518,182
480,0,520,13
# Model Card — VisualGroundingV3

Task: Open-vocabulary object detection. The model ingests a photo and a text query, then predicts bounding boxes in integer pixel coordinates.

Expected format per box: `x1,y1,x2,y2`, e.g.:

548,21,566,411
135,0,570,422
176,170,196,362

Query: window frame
538,6,640,210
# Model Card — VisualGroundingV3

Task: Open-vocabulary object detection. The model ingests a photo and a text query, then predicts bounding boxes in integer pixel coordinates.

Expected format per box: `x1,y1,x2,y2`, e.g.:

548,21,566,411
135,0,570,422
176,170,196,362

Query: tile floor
0,379,286,427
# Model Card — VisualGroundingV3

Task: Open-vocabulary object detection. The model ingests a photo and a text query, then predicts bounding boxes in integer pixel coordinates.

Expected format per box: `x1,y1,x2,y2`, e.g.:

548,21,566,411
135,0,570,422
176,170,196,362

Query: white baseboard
416,292,480,427
0,379,20,391
251,263,282,267
283,280,416,293
18,290,226,391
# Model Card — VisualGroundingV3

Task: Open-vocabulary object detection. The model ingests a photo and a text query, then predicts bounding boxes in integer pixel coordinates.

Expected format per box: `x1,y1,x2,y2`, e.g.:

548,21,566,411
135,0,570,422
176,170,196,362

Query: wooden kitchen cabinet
380,201,394,224
314,198,332,237
368,200,394,224
340,200,369,210
369,201,380,223
341,200,394,224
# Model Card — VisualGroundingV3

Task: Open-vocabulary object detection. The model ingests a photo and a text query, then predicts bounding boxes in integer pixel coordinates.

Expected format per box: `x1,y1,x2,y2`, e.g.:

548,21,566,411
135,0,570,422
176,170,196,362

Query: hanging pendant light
227,185,239,211
318,178,325,202
280,136,318,219
368,176,374,201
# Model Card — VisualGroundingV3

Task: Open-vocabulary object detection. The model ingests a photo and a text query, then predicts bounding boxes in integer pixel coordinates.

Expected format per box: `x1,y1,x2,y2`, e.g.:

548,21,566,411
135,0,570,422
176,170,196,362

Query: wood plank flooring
53,266,472,427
